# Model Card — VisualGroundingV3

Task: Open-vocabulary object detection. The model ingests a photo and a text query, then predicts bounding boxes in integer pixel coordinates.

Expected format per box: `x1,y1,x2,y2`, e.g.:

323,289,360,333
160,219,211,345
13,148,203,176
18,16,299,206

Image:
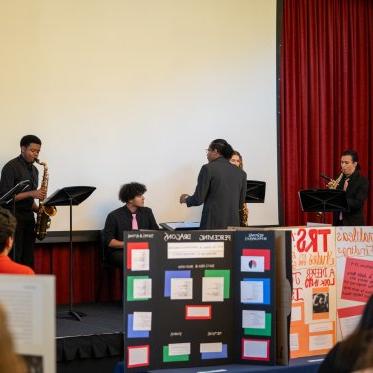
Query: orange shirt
0,255,34,275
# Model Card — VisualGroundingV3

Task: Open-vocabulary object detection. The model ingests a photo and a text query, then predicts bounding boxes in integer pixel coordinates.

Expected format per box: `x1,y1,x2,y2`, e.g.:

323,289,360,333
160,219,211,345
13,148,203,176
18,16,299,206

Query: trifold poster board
0,275,56,373
123,230,292,371
335,226,373,340
288,227,337,358
279,226,373,359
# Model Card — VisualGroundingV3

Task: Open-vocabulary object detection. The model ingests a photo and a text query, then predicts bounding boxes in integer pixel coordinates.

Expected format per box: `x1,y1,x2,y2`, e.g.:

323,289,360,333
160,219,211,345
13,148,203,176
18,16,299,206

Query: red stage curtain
34,242,122,305
280,0,373,226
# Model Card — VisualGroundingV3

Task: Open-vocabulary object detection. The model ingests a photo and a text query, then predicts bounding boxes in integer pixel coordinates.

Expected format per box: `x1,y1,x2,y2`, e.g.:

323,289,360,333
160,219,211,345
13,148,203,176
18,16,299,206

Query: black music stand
0,180,30,206
246,180,266,203
298,189,348,224
0,180,31,260
43,186,96,321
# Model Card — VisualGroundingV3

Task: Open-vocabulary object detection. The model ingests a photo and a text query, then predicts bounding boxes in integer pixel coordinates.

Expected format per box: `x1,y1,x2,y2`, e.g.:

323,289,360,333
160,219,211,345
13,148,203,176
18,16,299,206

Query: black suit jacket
333,171,369,226
186,157,247,229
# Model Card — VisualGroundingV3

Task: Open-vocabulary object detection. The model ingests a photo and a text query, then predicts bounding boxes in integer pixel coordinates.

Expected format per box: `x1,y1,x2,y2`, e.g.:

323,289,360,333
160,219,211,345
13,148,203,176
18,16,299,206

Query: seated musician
103,182,159,268
0,207,34,275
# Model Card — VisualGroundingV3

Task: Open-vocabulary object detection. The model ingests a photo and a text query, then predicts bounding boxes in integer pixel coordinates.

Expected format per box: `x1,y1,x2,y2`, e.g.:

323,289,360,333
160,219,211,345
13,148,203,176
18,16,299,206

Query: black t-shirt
0,155,38,215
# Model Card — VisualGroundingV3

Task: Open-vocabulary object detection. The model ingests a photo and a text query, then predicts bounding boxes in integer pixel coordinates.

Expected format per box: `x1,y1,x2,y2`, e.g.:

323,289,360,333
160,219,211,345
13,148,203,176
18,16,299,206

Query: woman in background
230,150,248,226
319,294,373,373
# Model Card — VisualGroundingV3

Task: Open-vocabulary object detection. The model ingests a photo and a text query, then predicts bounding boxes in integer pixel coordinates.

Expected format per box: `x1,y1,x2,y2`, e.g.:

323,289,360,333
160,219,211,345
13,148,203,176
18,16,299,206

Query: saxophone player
328,149,369,226
0,135,46,267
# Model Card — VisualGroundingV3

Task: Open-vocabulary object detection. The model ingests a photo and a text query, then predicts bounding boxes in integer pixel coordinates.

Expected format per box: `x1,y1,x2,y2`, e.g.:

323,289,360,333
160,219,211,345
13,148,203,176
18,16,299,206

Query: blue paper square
242,278,271,305
201,344,228,359
164,270,191,297
127,314,149,338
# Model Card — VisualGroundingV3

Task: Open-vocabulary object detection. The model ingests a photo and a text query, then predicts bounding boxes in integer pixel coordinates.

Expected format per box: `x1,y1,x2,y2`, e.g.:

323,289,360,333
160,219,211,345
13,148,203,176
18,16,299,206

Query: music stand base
57,310,87,321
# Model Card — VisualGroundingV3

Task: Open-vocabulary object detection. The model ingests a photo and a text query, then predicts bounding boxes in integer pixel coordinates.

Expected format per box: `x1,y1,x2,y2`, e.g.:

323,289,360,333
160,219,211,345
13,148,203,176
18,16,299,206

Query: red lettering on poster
295,228,331,253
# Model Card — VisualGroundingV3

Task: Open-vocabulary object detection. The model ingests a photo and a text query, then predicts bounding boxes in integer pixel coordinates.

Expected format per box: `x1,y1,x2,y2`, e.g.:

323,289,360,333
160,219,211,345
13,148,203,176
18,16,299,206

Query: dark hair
119,182,147,203
20,135,41,148
333,295,373,371
0,207,17,252
356,294,373,331
342,149,361,170
209,139,234,159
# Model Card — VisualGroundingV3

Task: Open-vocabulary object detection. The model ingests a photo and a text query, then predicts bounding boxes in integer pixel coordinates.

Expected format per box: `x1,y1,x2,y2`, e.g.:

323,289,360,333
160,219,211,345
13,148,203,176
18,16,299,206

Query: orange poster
290,227,336,358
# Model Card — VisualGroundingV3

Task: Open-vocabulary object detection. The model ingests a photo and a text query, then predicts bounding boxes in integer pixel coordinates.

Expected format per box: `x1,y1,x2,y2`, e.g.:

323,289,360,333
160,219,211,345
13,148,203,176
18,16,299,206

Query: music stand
298,189,348,224
246,180,266,203
0,180,30,206
43,186,96,321
0,180,31,260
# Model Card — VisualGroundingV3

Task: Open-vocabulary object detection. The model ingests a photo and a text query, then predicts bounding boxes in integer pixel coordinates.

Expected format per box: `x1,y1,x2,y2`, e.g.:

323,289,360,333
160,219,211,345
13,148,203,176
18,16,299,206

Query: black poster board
123,230,282,371
233,231,276,364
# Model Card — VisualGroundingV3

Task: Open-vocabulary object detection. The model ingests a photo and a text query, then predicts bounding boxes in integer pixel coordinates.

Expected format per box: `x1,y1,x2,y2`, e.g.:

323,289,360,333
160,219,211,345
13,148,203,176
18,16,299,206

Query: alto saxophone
35,159,57,240
327,172,344,189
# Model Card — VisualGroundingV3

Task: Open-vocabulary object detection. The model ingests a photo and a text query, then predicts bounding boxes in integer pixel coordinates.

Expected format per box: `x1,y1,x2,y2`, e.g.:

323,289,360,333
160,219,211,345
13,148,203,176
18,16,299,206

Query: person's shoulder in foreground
0,207,35,275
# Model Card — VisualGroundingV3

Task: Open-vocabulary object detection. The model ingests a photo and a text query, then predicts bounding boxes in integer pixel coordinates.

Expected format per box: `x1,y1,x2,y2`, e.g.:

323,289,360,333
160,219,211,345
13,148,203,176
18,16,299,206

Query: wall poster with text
335,226,373,341
289,227,337,358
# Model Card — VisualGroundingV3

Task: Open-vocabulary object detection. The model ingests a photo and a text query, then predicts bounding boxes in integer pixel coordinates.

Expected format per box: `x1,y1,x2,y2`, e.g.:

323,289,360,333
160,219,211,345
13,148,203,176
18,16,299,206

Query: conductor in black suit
180,139,247,229
331,149,369,226
104,182,159,268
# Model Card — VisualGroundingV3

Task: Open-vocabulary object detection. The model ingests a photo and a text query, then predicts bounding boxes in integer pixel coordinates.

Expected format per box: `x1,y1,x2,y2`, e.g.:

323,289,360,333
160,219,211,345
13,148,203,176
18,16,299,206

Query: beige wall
0,0,277,230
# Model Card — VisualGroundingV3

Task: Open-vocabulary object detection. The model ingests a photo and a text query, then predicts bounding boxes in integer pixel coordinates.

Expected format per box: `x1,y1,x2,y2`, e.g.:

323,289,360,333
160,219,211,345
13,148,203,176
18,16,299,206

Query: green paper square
244,313,272,336
127,275,150,301
204,269,230,299
163,346,189,362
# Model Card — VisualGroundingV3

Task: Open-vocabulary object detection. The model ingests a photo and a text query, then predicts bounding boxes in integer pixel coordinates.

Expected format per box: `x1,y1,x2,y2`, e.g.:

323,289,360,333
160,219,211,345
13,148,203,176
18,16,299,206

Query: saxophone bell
326,172,343,190
35,159,57,240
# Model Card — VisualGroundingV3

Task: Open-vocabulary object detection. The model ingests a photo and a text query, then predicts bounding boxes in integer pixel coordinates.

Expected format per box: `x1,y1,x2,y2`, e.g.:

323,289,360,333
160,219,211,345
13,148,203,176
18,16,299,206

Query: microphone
320,173,332,181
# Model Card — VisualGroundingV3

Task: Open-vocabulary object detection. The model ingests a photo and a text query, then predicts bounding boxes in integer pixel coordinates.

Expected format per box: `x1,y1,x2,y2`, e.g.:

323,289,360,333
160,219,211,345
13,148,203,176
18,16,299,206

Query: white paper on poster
291,306,302,322
340,315,362,339
242,310,265,329
202,277,224,302
240,281,263,303
168,342,191,356
133,278,152,299
131,249,150,271
170,278,193,300
128,346,148,366
200,342,223,353
241,256,265,272
309,322,333,333
243,339,268,359
290,334,299,351
186,306,210,318
309,334,333,351
167,242,224,259
133,312,152,331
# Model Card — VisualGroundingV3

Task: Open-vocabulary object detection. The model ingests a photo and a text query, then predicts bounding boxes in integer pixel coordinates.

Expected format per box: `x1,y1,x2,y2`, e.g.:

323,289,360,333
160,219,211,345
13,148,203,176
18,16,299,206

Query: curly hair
0,207,16,253
118,182,147,203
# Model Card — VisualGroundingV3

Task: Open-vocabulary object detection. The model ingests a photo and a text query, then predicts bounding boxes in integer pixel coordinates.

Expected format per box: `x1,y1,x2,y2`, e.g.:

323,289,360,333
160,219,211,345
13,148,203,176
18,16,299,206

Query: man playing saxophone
0,135,46,267
327,149,369,226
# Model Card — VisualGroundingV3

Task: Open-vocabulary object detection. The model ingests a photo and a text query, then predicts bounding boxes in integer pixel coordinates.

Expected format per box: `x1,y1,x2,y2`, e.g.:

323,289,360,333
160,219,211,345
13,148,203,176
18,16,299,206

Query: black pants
13,213,36,268
106,249,123,269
